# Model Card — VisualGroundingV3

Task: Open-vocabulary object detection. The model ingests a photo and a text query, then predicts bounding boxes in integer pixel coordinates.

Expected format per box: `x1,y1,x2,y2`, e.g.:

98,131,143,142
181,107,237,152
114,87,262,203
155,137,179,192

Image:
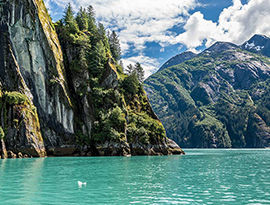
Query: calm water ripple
0,149,270,204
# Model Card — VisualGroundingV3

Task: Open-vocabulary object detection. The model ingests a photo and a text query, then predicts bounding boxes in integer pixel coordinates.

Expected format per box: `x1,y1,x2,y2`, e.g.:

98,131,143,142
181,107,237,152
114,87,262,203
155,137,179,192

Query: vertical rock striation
0,0,184,157
0,0,74,156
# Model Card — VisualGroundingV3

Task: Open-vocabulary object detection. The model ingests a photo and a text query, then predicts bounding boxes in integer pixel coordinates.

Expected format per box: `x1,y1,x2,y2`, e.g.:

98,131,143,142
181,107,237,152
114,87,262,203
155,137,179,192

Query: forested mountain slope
145,35,270,148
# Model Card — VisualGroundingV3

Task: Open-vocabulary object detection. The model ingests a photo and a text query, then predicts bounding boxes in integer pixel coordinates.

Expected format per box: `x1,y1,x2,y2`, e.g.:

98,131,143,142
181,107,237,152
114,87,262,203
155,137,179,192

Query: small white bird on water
78,181,87,188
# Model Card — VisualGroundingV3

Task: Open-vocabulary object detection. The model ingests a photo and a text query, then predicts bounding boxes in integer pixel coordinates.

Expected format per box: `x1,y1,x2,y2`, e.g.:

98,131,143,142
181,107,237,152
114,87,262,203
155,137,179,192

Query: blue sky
44,0,270,77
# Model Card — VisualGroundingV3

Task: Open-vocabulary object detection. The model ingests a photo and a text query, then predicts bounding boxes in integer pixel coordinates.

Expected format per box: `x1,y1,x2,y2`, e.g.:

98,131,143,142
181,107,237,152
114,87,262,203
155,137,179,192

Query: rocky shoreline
1,138,185,159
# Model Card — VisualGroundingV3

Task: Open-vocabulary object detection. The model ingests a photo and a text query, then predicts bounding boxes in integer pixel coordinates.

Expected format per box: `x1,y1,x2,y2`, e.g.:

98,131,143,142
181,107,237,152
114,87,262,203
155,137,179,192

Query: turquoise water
0,149,269,204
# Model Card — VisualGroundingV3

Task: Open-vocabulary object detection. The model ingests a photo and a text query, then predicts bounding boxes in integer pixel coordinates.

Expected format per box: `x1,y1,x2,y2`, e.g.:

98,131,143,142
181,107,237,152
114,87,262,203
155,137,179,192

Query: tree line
58,3,144,83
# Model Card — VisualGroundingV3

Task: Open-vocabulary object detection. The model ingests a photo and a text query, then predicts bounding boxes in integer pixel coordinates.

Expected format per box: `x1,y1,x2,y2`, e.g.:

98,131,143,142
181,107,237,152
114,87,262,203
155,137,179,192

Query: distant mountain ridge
145,34,270,148
158,51,196,72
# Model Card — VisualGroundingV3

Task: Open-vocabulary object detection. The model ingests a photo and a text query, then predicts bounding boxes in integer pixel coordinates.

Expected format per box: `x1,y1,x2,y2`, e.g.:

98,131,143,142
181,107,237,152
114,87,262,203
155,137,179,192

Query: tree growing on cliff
125,64,134,75
97,23,110,53
134,62,145,83
76,7,88,31
125,62,145,84
63,3,79,33
89,40,107,77
108,31,121,61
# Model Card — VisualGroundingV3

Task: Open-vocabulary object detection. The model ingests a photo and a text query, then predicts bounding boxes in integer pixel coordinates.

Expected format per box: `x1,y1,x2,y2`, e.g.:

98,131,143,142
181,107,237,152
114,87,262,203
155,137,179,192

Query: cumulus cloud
175,0,270,49
46,0,198,53
122,56,160,78
46,0,199,76
45,0,270,76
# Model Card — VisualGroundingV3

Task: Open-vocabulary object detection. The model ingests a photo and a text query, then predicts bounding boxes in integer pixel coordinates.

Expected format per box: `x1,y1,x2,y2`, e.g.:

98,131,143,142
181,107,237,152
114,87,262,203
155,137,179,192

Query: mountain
159,51,196,72
0,0,184,158
145,36,270,148
242,34,270,57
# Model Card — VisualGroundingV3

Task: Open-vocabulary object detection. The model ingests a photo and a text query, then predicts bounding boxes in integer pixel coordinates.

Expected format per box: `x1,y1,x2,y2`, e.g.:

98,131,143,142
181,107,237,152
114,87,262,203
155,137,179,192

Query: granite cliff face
145,35,270,148
0,0,184,158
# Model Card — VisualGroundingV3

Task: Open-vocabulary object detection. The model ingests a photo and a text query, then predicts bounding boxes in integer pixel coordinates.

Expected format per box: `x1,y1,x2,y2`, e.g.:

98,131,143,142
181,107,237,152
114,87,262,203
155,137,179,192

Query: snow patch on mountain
245,41,264,51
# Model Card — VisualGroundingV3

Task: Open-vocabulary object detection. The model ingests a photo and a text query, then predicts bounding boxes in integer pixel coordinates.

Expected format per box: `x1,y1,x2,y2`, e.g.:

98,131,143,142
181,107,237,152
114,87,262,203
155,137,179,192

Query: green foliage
127,112,166,145
0,126,4,139
63,3,79,34
134,62,145,83
97,23,110,53
5,92,30,105
124,62,145,84
75,129,89,145
144,44,270,148
55,3,166,149
108,31,121,61
88,40,107,78
120,73,140,101
76,7,88,31
55,3,110,80
63,3,74,25
92,106,126,142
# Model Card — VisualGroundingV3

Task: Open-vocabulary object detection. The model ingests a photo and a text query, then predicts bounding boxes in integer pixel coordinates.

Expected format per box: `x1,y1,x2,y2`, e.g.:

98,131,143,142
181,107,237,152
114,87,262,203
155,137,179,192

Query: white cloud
122,55,160,79
45,0,270,77
48,0,198,54
174,0,270,50
44,0,51,10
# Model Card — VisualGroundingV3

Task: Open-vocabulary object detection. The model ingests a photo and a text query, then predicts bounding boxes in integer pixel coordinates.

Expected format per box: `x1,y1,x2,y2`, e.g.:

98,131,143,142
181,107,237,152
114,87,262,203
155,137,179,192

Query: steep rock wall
0,0,74,156
0,0,184,157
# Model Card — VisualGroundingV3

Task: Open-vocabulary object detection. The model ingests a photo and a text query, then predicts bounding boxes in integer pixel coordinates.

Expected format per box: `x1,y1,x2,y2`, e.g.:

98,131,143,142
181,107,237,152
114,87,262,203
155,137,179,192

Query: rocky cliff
0,0,184,158
242,34,270,58
145,35,270,148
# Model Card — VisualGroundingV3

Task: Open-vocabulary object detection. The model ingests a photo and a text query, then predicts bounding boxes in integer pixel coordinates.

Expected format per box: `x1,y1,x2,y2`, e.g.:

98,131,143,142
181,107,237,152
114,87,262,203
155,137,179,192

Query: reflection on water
0,149,269,204
0,158,44,204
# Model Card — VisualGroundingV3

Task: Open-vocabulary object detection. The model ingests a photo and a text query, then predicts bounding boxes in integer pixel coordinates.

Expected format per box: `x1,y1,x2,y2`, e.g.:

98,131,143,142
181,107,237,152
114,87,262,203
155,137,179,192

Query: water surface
0,149,269,204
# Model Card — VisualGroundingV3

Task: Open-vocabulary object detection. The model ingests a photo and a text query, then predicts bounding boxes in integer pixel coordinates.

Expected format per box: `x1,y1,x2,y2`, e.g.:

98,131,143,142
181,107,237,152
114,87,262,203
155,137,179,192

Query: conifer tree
89,40,107,77
97,23,110,53
134,62,145,83
125,62,145,83
119,60,124,70
84,7,98,45
63,3,74,25
109,31,121,61
76,7,88,31
126,64,134,75
87,5,96,19
63,3,79,34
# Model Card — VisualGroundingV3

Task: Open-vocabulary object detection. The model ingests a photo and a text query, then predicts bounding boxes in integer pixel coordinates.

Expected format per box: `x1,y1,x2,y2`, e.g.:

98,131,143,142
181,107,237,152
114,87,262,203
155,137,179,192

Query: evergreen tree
77,34,91,69
63,3,79,34
76,7,88,31
87,5,95,19
121,73,140,97
89,40,107,77
119,60,124,70
97,23,110,53
125,64,134,75
109,31,121,61
63,3,74,25
87,5,98,39
134,62,145,83
125,62,145,83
